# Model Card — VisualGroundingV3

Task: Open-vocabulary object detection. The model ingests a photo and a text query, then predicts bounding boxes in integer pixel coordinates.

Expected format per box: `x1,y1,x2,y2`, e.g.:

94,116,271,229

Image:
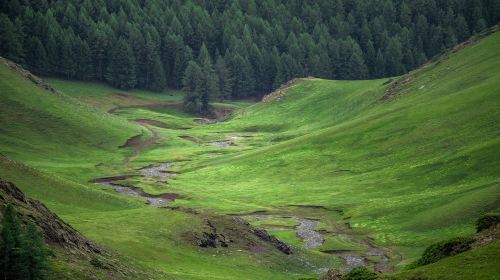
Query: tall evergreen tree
0,204,27,279
24,36,48,75
214,55,233,100
106,38,137,89
0,13,24,62
182,60,203,112
23,222,48,280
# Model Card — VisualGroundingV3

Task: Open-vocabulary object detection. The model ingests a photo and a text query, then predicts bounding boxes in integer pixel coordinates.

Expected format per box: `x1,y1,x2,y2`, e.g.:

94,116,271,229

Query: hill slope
169,30,500,263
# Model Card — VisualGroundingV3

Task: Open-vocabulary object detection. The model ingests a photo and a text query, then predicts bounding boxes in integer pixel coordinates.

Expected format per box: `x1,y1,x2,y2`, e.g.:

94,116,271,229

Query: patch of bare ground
262,78,301,103
179,135,202,144
382,75,414,101
108,102,181,114
134,119,170,128
193,118,217,125
120,122,160,163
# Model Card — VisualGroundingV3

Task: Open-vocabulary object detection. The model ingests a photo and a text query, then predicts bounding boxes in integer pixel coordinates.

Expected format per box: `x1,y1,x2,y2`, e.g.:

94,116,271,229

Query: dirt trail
92,162,178,207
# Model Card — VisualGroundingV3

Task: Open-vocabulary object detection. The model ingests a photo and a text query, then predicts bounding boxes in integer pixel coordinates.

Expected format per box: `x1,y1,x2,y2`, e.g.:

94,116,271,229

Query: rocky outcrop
252,228,292,255
0,179,101,253
198,220,229,248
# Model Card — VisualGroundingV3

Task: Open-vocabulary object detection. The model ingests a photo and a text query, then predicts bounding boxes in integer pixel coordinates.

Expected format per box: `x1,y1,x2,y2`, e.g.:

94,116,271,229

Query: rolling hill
0,28,499,279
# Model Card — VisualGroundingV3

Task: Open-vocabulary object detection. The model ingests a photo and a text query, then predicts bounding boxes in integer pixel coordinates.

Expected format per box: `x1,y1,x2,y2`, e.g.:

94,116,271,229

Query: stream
92,162,178,207
241,214,388,272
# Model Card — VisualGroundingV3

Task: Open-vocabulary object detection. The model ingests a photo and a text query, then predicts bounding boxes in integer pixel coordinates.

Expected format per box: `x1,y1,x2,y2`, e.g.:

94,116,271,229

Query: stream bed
92,162,178,207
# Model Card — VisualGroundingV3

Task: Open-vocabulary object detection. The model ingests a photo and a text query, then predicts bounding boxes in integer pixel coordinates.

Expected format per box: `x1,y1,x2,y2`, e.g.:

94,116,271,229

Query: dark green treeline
1,0,498,101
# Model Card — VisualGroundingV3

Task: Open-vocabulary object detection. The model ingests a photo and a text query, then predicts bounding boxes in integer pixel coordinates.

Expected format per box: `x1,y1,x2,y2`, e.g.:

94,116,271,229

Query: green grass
383,240,500,280
1,30,499,279
46,78,184,111
166,31,500,262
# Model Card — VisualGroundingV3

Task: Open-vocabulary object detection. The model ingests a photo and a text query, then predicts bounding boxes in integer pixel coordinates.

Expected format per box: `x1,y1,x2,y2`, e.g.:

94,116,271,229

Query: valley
1,23,499,280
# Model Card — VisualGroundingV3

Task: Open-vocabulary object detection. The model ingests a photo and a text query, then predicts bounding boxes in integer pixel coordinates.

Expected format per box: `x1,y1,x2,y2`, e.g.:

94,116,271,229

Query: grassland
0,30,499,279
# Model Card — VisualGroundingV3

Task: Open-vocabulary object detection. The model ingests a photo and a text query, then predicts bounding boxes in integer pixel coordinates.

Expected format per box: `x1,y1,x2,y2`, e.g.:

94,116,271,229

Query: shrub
343,267,377,280
475,213,500,232
413,236,474,267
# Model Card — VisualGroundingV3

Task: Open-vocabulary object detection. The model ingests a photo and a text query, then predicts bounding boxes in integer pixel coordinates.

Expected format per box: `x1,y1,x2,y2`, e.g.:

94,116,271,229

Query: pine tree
182,60,203,112
25,36,48,75
214,55,233,100
23,222,48,280
0,204,28,279
197,44,218,112
106,38,137,89
0,13,24,62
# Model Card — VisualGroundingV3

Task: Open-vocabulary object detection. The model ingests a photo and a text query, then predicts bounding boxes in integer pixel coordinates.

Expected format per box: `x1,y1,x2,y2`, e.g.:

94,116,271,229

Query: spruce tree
25,36,48,75
106,38,137,89
182,61,203,113
0,13,24,62
0,204,27,279
23,222,48,280
214,55,233,100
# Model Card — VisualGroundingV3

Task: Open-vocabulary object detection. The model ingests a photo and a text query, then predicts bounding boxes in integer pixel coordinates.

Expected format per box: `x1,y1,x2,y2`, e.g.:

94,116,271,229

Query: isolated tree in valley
182,60,203,113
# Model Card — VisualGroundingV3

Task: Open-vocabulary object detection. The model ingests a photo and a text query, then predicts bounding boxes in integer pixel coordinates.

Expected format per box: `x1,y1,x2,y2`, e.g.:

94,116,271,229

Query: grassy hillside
1,30,499,279
167,31,500,263
0,60,338,279
384,240,500,280
0,59,145,180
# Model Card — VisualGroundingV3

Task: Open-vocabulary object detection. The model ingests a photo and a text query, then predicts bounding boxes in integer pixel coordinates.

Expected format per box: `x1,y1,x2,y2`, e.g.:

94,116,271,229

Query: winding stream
241,214,388,272
92,162,178,207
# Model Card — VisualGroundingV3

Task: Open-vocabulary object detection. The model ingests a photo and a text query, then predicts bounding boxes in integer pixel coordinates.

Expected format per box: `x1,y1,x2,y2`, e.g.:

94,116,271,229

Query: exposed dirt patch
382,75,414,101
121,122,161,163
262,78,301,103
90,175,137,183
119,134,143,148
287,205,330,210
211,107,235,121
194,118,217,125
108,102,181,114
135,119,170,129
179,135,202,144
